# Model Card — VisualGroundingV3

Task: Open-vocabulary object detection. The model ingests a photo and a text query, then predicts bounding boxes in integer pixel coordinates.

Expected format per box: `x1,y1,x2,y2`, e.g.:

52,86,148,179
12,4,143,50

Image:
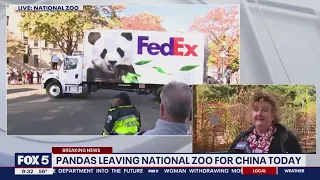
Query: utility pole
220,40,227,79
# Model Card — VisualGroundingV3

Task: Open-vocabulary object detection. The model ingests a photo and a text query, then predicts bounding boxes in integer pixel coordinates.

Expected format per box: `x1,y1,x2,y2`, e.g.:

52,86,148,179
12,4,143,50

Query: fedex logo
15,153,52,167
137,36,198,56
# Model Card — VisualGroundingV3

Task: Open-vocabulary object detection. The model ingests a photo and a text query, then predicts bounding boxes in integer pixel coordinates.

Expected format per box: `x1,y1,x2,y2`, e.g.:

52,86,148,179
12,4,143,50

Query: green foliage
18,5,121,55
197,85,240,102
197,85,316,113
227,58,239,72
207,44,218,65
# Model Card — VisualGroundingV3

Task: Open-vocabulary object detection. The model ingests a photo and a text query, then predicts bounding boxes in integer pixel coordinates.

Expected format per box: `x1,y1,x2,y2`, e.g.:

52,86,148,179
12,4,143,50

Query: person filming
228,91,302,154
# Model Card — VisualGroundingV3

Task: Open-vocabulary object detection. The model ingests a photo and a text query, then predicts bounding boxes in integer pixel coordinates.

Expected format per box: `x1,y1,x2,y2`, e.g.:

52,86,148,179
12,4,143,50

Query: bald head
161,81,192,123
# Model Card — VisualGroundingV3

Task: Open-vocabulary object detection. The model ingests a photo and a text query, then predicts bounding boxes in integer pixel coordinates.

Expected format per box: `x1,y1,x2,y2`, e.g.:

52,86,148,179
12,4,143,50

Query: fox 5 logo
15,153,52,167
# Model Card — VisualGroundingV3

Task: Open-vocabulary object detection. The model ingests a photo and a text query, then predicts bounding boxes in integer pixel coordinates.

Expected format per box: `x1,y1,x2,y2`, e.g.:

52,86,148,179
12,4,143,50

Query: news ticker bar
14,167,305,175
15,5,83,11
15,147,306,168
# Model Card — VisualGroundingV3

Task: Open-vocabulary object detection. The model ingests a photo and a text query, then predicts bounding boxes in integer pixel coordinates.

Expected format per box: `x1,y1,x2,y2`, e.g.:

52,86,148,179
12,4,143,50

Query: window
6,16,9,26
23,37,28,45
44,41,48,47
34,55,39,67
63,58,78,70
61,42,65,48
7,58,9,64
23,54,29,63
34,40,38,47
53,43,57,48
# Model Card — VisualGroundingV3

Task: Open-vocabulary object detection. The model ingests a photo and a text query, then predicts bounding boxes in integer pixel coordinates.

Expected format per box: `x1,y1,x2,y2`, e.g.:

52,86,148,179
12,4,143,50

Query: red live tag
242,167,277,175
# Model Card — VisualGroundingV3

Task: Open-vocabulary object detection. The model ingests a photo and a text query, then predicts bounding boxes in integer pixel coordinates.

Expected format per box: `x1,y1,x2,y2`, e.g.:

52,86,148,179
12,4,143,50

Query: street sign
209,114,220,125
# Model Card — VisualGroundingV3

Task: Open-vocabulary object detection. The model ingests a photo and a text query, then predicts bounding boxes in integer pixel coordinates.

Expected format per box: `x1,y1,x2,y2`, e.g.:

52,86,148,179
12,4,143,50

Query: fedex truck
41,30,208,102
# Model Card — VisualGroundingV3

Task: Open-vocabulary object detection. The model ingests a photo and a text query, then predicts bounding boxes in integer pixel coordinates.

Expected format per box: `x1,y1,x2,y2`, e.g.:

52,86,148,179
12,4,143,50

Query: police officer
102,92,141,135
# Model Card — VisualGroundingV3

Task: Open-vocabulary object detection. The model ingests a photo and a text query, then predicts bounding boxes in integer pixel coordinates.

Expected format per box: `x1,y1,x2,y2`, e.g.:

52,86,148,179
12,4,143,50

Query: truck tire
46,81,63,98
80,85,91,98
155,86,163,103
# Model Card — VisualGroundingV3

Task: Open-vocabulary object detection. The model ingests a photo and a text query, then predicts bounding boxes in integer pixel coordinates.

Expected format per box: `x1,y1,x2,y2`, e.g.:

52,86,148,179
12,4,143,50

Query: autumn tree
120,13,166,31
18,5,124,55
190,6,240,72
99,5,125,29
7,29,25,59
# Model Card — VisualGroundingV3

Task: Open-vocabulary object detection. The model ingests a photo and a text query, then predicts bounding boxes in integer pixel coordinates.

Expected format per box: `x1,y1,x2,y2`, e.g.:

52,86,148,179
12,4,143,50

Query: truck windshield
63,58,78,70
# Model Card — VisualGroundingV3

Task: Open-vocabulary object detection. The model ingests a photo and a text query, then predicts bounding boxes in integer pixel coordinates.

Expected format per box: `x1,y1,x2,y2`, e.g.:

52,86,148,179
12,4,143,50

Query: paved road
7,85,160,135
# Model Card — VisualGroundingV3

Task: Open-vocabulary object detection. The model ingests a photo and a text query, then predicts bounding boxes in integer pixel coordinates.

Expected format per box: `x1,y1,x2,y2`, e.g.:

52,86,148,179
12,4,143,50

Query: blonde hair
251,91,282,124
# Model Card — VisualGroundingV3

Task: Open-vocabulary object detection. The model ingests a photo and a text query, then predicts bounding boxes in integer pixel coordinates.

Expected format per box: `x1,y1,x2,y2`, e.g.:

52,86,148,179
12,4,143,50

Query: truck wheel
80,86,91,98
155,86,163,103
46,81,62,98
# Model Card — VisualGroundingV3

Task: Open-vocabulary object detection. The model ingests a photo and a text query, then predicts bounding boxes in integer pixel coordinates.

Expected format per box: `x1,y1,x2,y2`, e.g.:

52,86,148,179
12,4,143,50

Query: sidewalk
7,84,45,99
7,84,42,90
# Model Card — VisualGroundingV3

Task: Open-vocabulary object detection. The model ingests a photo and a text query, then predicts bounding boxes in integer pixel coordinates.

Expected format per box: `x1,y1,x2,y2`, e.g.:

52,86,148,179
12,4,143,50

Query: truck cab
42,55,87,98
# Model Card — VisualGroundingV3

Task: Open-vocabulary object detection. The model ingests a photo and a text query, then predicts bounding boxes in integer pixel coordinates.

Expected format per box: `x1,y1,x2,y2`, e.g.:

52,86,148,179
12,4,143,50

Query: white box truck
41,30,208,102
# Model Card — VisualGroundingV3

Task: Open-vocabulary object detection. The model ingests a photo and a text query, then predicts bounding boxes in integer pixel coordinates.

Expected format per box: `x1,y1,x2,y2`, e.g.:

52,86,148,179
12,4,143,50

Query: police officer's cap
113,92,131,104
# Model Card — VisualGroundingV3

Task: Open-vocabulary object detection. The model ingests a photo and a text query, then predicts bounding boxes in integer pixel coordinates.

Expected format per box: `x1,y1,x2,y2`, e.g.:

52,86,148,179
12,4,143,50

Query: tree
7,29,25,59
120,13,166,31
18,5,124,55
99,5,125,29
189,6,240,71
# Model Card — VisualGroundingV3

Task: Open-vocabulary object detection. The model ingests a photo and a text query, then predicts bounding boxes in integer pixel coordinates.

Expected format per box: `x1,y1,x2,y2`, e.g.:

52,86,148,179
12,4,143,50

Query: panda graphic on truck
86,31,137,83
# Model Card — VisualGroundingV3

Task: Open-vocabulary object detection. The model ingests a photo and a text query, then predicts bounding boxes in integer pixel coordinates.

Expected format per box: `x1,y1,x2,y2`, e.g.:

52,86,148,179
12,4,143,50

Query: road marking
41,117,54,121
48,109,61,113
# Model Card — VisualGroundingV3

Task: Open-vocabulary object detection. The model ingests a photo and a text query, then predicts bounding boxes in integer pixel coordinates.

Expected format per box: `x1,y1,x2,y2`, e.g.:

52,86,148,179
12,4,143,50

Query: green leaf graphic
132,77,139,83
121,75,128,83
122,74,139,84
135,60,152,65
180,65,200,71
122,75,130,83
153,67,170,75
127,72,141,77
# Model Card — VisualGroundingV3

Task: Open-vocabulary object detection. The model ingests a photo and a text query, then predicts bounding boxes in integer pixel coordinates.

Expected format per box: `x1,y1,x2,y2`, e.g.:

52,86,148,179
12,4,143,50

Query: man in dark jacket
102,92,141,135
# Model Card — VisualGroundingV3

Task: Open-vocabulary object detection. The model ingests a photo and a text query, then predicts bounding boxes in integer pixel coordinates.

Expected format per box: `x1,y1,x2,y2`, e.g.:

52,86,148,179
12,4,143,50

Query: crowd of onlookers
7,66,47,86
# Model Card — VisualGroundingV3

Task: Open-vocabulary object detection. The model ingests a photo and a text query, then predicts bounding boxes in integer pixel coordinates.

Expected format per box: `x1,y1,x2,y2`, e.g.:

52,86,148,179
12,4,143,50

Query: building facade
6,5,84,70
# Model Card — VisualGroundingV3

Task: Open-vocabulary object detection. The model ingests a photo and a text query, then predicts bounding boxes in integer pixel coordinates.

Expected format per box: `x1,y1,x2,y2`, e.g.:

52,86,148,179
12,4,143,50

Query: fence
193,102,316,153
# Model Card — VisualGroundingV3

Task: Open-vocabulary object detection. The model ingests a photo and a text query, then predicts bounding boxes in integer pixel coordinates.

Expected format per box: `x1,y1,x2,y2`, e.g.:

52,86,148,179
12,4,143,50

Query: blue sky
113,5,236,32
